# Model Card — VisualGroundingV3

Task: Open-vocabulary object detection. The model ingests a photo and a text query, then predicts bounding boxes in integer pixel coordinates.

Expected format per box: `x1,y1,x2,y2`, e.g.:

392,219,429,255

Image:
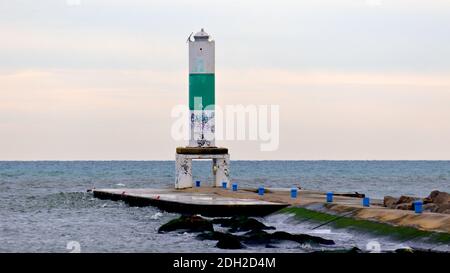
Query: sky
1,0,450,160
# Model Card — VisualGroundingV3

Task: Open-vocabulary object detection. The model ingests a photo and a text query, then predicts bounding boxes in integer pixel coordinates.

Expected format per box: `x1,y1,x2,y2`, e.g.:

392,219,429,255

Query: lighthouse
188,28,215,147
175,29,230,189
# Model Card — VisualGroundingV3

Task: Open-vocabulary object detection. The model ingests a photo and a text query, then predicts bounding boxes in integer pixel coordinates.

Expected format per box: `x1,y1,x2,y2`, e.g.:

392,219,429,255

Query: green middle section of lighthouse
189,73,215,111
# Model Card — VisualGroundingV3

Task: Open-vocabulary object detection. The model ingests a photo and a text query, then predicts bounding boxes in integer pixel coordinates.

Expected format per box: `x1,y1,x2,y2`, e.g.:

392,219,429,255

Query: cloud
220,69,450,88
2,1,450,72
1,1,450,159
1,68,450,159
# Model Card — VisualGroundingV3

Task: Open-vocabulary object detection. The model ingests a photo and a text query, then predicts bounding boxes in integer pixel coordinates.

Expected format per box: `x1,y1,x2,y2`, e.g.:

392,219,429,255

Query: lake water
1,161,449,252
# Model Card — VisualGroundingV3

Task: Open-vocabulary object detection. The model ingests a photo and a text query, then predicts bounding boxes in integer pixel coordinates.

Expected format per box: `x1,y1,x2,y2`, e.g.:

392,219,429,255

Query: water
0,161,449,253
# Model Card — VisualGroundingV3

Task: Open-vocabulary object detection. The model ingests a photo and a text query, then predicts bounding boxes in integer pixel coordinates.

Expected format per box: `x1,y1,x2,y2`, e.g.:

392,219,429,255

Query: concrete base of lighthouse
175,147,230,189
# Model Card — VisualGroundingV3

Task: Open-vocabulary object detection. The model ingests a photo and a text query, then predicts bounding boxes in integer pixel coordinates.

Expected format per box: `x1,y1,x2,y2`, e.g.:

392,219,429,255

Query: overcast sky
1,0,450,160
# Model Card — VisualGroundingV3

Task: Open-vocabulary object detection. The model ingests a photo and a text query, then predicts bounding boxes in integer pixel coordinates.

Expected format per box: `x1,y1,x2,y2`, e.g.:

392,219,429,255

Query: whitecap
150,212,163,220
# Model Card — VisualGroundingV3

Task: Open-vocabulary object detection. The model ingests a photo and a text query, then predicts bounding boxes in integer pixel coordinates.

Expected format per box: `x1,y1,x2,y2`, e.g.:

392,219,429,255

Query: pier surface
92,187,450,233
92,188,289,217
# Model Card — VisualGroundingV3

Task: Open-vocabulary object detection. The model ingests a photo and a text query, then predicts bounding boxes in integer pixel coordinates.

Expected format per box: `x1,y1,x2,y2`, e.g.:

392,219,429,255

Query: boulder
423,203,439,212
395,248,414,253
240,230,335,246
383,196,398,208
396,195,418,205
199,228,335,248
314,247,361,253
420,203,450,214
271,231,335,245
216,233,245,249
212,216,275,232
241,230,273,245
427,190,449,205
436,203,450,214
393,247,438,253
158,215,213,233
347,247,362,253
395,203,413,210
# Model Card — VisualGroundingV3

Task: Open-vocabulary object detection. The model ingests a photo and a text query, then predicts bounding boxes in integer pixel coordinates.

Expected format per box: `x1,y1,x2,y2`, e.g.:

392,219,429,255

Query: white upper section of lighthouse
193,28,210,41
189,28,215,74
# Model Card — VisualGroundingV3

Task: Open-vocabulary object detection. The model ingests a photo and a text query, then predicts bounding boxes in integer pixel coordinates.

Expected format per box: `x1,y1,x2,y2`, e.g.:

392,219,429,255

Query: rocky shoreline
157,214,447,252
384,190,449,214
158,215,335,250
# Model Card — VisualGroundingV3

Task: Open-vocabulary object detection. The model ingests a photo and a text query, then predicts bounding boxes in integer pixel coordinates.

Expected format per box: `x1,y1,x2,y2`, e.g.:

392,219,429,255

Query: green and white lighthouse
175,29,230,189
188,28,215,147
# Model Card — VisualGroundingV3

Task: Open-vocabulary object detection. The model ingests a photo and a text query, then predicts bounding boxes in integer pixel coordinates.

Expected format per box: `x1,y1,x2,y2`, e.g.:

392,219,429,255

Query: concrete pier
92,188,288,217
91,187,450,233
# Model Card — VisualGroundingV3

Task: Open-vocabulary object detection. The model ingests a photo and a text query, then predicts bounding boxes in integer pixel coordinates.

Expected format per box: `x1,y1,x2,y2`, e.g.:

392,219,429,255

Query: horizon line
1,159,450,162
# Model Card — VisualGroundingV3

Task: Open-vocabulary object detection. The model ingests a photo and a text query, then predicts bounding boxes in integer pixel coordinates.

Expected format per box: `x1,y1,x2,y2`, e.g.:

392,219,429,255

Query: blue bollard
326,192,333,203
363,197,370,207
414,201,423,214
290,188,298,198
232,183,238,191
195,180,201,187
258,187,265,196
222,182,227,189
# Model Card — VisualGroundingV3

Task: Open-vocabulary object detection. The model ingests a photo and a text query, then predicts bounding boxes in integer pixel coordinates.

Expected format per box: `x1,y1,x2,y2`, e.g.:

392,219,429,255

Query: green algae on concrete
281,206,450,244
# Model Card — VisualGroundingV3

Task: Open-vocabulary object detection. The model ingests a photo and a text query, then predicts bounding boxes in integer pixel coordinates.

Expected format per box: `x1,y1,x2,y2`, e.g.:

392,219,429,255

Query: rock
395,203,413,210
422,203,439,212
240,230,335,246
197,225,335,248
158,215,213,233
271,231,335,245
198,230,271,248
216,233,245,249
395,247,414,253
241,230,273,245
396,195,418,205
420,203,450,214
385,192,450,213
383,196,398,208
313,247,361,253
422,191,450,214
211,217,234,226
427,190,449,205
436,203,450,214
391,195,420,211
347,247,362,253
212,216,275,232
393,247,437,253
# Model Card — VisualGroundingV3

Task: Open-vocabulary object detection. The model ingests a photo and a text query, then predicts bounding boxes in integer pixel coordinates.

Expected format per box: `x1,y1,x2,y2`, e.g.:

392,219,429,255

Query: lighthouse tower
175,29,230,189
188,28,215,147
